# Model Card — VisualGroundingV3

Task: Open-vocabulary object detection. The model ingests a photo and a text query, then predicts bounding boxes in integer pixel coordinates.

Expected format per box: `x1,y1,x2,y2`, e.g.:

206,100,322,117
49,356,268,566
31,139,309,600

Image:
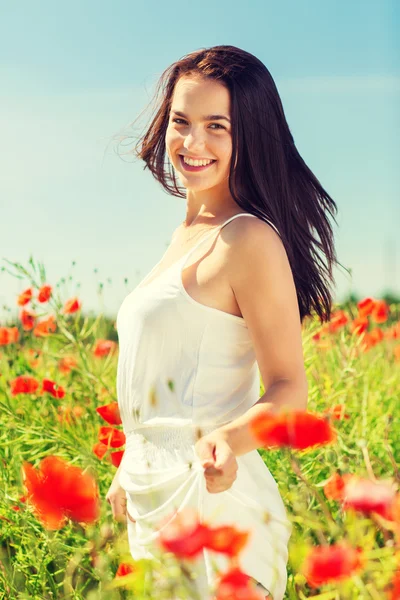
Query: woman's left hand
194,431,238,494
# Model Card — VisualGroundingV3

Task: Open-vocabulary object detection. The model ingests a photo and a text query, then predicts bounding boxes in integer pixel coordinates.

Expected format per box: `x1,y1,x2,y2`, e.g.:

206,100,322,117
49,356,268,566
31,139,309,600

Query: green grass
0,258,399,599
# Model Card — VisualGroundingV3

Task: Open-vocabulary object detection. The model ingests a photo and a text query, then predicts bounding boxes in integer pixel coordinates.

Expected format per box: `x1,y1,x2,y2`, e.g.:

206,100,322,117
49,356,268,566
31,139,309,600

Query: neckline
134,248,192,293
134,212,255,293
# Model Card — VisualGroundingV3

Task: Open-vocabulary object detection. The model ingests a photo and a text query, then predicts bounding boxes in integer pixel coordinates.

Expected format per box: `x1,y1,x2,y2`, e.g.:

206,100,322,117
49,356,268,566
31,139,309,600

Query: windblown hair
116,45,340,324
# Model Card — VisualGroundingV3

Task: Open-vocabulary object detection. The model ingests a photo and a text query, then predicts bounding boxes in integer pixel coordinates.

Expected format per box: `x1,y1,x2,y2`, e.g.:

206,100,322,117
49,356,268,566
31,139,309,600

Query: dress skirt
118,424,292,600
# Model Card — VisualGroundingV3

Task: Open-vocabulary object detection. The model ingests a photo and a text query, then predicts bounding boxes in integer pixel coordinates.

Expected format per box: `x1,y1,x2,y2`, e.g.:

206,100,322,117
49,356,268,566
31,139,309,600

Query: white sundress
116,213,292,600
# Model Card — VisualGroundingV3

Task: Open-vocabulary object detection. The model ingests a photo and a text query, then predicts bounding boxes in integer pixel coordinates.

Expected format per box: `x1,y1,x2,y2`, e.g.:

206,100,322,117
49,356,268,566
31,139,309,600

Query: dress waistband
125,423,217,449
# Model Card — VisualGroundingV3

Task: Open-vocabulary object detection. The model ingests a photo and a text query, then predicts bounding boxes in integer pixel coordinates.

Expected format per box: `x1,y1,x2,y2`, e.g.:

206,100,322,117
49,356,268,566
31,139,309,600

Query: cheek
165,127,179,148
216,138,232,161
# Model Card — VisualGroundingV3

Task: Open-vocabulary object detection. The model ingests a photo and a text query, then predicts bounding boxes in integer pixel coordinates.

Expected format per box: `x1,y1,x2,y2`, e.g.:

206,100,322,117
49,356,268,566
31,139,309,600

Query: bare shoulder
223,215,286,267
224,214,291,296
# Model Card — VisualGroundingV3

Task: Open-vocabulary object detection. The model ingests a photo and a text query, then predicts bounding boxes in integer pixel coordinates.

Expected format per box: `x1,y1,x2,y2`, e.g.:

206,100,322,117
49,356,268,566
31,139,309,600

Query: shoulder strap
184,212,281,262
183,213,254,261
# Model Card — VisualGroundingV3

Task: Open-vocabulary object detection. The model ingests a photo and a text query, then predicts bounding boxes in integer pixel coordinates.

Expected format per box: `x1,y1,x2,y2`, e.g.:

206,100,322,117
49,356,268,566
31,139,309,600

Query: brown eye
172,118,224,130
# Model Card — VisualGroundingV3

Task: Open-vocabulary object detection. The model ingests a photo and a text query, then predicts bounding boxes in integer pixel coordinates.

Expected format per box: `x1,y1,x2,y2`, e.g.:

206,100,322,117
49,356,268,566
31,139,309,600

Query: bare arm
214,218,308,456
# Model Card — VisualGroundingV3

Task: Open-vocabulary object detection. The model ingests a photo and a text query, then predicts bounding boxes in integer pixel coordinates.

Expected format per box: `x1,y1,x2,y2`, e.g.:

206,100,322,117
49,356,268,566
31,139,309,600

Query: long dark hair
115,45,340,324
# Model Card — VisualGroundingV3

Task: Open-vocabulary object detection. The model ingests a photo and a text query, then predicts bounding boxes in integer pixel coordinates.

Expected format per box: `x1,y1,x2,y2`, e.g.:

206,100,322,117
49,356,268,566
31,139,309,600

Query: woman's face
165,76,233,191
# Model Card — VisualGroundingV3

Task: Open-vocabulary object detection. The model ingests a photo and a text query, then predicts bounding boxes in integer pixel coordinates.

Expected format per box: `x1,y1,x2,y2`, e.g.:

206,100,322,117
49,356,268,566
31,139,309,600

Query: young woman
106,45,338,600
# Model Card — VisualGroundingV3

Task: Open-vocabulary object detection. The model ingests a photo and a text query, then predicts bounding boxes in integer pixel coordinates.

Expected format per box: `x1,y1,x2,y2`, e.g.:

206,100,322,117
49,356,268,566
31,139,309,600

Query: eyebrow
171,110,231,124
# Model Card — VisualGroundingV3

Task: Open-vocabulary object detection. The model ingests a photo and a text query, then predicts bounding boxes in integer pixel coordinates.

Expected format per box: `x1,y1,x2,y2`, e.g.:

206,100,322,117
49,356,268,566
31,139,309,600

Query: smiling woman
107,45,340,600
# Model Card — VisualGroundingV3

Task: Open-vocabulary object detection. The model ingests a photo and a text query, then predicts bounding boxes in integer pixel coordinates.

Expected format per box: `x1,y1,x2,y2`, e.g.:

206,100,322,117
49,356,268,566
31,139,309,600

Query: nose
182,128,207,154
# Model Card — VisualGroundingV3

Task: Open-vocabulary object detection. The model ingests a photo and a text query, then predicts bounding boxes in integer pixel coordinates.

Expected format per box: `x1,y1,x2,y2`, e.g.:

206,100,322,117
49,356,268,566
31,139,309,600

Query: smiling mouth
179,155,217,172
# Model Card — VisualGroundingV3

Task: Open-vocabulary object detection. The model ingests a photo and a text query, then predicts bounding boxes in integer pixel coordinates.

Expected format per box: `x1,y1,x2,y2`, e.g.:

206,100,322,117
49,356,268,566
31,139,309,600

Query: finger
115,511,128,522
214,444,234,469
197,441,216,467
204,466,222,476
126,509,136,523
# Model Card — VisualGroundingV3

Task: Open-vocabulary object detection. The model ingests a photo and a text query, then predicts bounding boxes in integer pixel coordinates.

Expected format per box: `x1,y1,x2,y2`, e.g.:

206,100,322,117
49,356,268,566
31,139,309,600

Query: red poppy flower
250,410,337,451
323,404,350,421
386,568,400,600
17,287,33,306
93,339,117,358
115,562,135,578
98,426,126,448
42,378,65,399
37,284,52,303
22,455,100,529
11,493,28,511
63,297,81,314
204,525,249,558
58,356,78,374
0,327,19,346
93,442,108,460
19,309,36,331
301,542,365,588
214,567,266,600
342,477,396,519
157,506,210,560
350,316,369,335
323,472,352,501
33,315,57,337
369,327,384,344
357,297,375,317
328,310,348,333
387,321,400,340
110,450,124,467
370,299,389,324
10,375,40,396
57,405,84,425
96,402,122,425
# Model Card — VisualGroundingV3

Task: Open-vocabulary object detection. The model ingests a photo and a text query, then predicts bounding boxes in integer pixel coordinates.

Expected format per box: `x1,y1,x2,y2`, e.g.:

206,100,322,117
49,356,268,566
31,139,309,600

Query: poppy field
1,257,400,599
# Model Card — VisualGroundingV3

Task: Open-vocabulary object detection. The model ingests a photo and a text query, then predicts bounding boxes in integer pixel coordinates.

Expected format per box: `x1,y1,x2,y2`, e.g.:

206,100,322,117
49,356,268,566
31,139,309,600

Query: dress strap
182,212,280,264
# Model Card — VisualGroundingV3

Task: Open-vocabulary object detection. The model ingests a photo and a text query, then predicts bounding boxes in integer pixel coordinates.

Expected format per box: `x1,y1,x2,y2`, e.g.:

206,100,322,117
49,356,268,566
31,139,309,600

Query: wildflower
63,297,81,314
323,404,350,420
214,567,266,600
17,288,33,306
42,378,65,399
98,426,126,448
22,455,100,529
96,402,122,425
110,450,124,467
357,297,375,317
323,472,352,501
93,442,108,460
57,405,84,425
204,525,249,557
157,507,210,560
301,542,364,588
386,568,400,600
0,326,19,346
19,309,36,331
93,339,117,357
115,562,135,578
370,299,389,324
350,316,369,335
37,284,52,303
342,477,397,519
10,375,40,396
33,315,57,337
58,356,78,374
250,410,336,451
157,507,250,562
328,310,348,333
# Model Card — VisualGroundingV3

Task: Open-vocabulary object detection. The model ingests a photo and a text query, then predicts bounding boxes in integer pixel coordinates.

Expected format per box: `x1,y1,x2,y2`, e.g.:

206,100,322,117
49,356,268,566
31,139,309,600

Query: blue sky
1,0,399,322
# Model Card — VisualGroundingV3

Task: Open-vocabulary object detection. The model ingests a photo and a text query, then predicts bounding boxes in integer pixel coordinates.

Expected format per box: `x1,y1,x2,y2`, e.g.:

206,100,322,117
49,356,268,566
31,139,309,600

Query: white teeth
182,156,214,167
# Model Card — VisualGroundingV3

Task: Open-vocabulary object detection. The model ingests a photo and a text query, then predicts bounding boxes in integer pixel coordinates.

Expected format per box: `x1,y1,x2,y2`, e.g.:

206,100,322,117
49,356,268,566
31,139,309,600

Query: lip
179,155,216,172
